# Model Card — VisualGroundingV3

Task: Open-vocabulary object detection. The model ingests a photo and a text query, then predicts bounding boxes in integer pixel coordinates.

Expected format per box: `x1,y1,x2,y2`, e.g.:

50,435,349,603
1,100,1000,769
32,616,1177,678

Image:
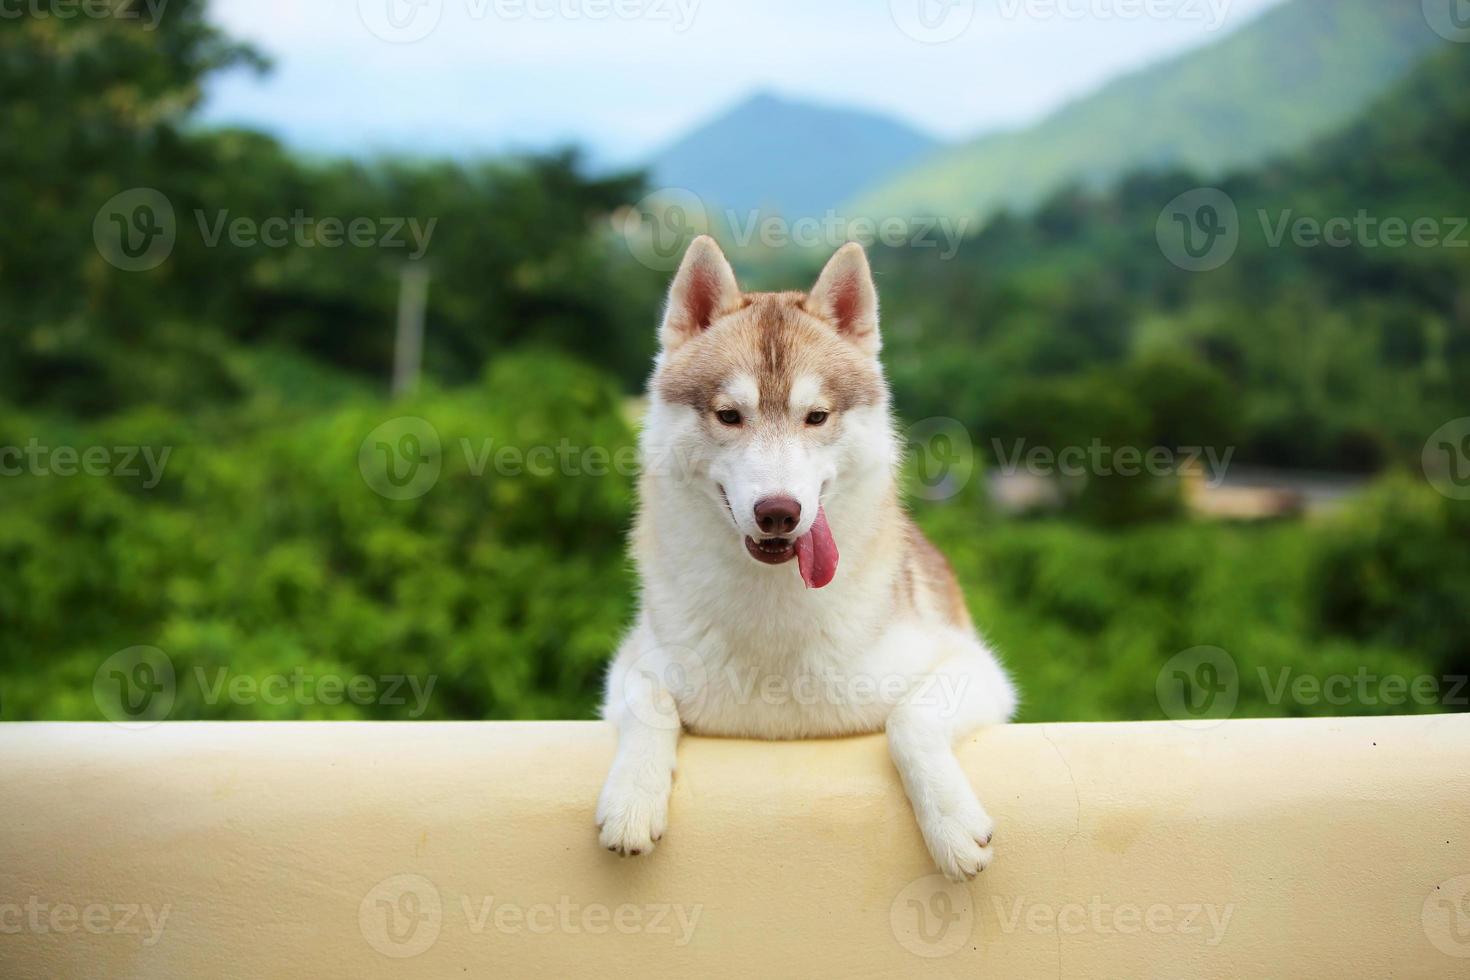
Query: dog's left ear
805,242,880,355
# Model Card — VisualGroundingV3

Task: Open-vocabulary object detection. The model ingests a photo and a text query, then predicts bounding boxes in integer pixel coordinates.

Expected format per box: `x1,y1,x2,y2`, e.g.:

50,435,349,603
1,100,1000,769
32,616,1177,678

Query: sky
201,0,1286,165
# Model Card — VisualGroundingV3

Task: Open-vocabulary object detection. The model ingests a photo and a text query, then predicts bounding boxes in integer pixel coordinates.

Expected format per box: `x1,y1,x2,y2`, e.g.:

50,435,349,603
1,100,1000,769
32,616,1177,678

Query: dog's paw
596,770,670,857
920,797,995,882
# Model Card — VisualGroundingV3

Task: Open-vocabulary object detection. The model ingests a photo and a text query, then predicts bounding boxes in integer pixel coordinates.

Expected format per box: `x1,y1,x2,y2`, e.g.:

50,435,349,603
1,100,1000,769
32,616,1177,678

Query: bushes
1312,473,1470,678
914,499,1454,723
0,349,636,722
1,350,1461,724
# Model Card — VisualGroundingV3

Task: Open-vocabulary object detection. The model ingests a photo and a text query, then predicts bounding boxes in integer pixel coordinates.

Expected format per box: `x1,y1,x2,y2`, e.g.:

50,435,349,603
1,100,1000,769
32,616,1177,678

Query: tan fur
902,517,973,630
656,292,885,415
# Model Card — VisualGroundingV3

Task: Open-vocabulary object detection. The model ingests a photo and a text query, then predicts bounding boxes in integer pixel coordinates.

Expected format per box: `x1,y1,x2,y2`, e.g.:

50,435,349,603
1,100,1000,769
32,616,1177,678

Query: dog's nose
753,497,801,536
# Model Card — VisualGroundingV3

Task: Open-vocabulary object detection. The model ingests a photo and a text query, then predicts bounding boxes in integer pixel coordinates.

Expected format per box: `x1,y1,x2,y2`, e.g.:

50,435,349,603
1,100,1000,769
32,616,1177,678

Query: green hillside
851,0,1448,223
872,40,1470,479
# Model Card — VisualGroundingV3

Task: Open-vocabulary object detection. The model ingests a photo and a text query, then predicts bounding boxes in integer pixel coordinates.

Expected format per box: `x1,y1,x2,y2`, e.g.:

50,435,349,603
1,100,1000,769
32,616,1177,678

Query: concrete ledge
1,716,1468,977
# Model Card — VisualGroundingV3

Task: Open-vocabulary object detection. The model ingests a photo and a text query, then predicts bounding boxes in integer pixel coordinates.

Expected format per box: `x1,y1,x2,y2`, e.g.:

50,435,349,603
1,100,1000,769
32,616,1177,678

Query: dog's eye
716,409,742,426
806,411,830,426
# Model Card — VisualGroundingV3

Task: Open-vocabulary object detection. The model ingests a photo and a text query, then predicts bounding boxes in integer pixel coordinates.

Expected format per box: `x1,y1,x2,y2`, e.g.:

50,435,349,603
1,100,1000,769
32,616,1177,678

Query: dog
597,236,1016,881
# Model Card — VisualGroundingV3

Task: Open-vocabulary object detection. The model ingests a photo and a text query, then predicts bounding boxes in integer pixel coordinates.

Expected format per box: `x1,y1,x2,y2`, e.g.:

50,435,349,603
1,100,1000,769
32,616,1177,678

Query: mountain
850,0,1450,223
869,41,1470,475
649,91,938,219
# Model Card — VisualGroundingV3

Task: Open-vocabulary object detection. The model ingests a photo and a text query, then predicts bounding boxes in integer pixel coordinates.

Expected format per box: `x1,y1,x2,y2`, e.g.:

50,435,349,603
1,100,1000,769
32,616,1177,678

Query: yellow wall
2,715,1468,977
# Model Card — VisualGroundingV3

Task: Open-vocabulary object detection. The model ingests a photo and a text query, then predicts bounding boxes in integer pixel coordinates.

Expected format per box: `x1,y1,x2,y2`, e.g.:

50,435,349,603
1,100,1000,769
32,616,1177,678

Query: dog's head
647,236,891,588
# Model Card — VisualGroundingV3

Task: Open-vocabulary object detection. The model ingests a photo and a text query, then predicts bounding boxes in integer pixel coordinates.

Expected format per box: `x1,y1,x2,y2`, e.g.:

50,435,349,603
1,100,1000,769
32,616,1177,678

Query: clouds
199,0,1284,162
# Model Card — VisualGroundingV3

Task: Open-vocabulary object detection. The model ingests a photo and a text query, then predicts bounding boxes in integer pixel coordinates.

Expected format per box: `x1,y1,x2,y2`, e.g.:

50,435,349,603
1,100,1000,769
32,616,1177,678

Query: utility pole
392,262,431,398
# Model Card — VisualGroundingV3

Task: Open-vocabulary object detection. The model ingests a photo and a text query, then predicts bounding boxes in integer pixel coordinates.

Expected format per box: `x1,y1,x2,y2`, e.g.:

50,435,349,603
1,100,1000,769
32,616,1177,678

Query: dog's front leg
597,650,680,856
886,644,1015,881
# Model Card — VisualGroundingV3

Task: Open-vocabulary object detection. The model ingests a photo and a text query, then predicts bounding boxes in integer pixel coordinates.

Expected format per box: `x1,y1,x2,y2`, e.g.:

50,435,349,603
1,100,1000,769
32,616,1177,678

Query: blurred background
2,0,1468,724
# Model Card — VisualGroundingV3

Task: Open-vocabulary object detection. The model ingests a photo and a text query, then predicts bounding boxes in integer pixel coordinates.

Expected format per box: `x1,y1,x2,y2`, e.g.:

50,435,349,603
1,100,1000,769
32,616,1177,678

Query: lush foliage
1,351,635,721
874,42,1470,486
1,2,1465,723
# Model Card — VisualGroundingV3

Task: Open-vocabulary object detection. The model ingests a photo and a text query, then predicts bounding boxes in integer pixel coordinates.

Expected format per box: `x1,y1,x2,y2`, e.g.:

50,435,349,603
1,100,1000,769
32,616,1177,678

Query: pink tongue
795,505,839,589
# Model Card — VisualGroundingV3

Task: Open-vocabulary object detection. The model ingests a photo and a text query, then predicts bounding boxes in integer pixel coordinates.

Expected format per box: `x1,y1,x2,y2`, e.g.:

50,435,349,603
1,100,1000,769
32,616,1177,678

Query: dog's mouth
720,485,839,588
745,535,797,565
718,485,839,587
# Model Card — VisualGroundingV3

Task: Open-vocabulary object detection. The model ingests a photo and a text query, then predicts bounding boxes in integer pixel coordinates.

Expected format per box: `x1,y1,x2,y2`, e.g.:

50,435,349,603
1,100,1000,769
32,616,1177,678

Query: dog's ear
805,242,879,355
660,235,742,352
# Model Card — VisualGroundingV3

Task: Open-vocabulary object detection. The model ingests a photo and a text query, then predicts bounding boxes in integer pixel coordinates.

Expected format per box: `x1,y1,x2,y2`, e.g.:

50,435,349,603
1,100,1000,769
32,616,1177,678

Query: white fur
597,242,1017,881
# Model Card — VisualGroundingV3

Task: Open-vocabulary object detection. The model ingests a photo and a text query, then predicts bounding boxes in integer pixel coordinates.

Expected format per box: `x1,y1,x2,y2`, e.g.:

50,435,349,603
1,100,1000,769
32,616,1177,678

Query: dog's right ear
660,235,742,352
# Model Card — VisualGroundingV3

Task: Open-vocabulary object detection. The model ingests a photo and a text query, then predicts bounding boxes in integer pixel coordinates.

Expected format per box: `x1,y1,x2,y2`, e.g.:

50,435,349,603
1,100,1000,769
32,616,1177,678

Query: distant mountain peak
649,91,939,220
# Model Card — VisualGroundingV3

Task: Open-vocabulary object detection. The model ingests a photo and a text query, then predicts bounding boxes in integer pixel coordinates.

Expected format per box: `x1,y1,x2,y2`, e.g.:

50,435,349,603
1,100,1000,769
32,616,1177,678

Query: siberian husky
597,237,1016,880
